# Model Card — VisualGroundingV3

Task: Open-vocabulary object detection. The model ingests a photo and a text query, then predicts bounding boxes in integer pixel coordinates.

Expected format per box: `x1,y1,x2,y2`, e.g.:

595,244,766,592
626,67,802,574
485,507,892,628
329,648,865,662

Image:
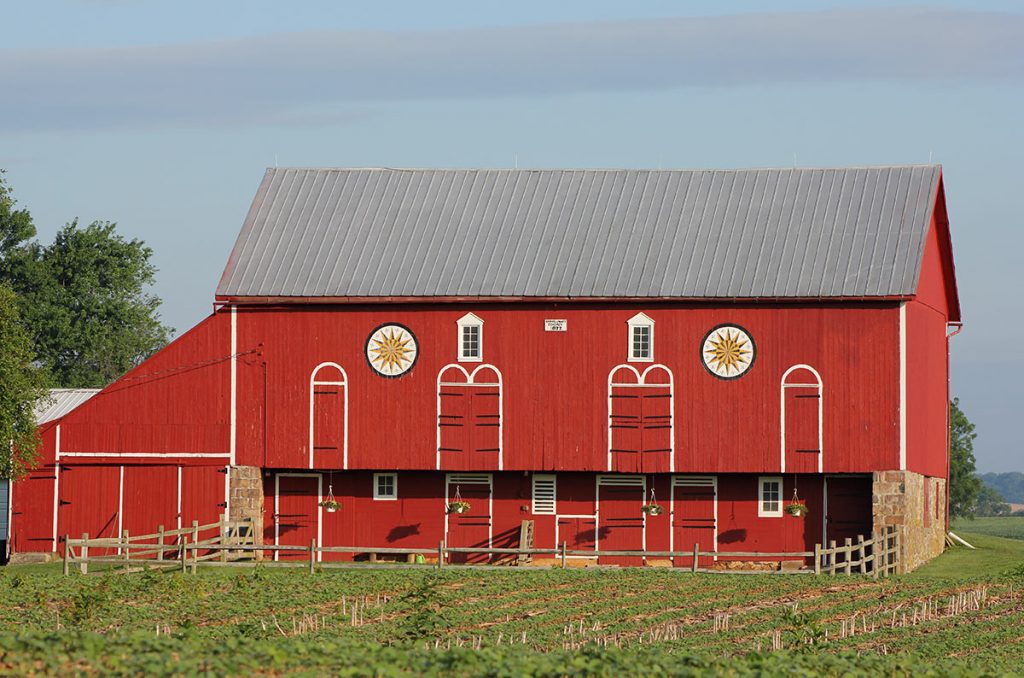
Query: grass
1,539,1022,675
952,515,1024,541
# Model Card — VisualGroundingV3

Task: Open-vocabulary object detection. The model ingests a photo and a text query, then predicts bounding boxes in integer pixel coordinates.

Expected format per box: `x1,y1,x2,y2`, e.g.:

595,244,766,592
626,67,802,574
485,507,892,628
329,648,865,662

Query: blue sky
2,1,1022,471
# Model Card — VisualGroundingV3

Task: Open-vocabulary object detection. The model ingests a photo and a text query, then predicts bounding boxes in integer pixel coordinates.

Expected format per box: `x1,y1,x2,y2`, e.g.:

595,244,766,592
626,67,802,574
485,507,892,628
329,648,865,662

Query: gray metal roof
217,166,941,299
35,389,100,425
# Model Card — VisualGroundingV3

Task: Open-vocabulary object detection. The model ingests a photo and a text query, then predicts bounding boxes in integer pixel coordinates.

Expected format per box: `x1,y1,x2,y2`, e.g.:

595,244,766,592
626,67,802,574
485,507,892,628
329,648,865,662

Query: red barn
10,166,960,571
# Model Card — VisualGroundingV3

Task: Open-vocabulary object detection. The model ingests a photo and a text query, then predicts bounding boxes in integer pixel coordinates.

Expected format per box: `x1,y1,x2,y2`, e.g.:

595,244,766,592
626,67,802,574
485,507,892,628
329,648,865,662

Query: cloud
2,8,1022,132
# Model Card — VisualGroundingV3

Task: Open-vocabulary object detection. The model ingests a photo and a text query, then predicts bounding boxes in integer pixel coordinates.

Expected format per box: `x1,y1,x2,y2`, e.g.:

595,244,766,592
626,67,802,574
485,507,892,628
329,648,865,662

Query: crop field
1,532,1023,676
952,515,1024,541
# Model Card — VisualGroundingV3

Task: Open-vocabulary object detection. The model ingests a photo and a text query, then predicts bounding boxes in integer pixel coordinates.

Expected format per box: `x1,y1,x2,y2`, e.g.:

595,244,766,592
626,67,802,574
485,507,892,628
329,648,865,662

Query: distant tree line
0,171,171,477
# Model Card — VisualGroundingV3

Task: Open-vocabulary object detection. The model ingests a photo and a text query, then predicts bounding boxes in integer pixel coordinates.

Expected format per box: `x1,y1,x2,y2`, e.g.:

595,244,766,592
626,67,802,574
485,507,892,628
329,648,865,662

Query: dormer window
627,313,654,362
457,313,483,362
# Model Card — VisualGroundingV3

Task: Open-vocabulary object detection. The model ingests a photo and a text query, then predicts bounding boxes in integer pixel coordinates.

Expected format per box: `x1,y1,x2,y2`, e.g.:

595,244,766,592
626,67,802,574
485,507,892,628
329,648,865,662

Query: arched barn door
781,365,823,473
436,365,502,470
309,363,348,470
608,365,674,473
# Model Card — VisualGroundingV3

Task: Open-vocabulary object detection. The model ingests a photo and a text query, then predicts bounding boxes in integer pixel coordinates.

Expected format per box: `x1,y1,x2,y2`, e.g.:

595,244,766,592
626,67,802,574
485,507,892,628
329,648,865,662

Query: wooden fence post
844,538,852,574
871,532,880,579
157,525,165,562
309,538,317,574
560,541,567,568
437,540,444,568
813,543,821,575
180,536,187,573
828,540,837,575
692,543,699,573
80,533,89,575
220,514,228,563
62,535,70,576
122,529,130,564
856,535,865,574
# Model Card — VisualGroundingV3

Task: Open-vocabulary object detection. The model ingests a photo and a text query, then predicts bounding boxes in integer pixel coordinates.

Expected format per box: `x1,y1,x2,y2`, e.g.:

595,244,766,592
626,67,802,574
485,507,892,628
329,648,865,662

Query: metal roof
35,389,100,425
217,166,942,300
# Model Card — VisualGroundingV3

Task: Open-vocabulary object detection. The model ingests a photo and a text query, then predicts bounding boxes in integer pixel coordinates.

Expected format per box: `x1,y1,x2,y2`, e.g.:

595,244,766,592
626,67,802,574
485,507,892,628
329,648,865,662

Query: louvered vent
532,474,556,515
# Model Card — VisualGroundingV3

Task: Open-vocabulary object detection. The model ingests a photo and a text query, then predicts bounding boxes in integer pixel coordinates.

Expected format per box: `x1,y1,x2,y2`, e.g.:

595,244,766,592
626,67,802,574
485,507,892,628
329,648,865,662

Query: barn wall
905,301,950,478
236,303,902,474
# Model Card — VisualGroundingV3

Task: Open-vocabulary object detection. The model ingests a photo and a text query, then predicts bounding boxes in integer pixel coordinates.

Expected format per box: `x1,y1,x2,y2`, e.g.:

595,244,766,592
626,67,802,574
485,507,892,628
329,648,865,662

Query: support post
220,514,228,563
829,540,837,575
309,538,316,574
856,535,865,574
80,533,89,575
560,541,567,569
180,536,187,573
122,529,130,563
844,538,853,574
437,540,444,569
157,525,165,562
814,543,821,575
692,543,699,574
62,536,70,576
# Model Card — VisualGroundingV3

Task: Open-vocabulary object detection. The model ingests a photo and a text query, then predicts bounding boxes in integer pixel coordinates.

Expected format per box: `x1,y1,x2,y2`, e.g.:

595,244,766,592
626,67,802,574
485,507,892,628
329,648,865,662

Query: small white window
373,473,397,500
532,473,556,515
457,313,483,362
758,476,783,517
627,313,654,362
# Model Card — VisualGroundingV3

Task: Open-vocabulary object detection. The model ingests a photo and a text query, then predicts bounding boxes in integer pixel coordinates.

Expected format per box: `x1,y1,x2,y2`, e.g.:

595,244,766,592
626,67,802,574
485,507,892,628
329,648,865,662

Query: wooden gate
671,476,717,568
274,474,321,561
596,475,645,566
445,473,492,563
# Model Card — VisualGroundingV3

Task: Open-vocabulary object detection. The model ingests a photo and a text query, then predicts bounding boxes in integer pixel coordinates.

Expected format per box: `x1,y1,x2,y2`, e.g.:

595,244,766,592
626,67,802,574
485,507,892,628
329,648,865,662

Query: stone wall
873,470,947,572
229,466,264,548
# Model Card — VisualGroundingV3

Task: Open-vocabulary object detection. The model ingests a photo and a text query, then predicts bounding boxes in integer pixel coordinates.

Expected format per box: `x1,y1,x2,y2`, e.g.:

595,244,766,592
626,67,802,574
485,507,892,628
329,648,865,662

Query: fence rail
61,522,900,577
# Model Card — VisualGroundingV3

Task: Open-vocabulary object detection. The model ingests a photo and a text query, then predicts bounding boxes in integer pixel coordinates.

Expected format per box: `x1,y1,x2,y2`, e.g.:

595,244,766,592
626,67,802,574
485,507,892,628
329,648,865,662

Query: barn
9,166,960,571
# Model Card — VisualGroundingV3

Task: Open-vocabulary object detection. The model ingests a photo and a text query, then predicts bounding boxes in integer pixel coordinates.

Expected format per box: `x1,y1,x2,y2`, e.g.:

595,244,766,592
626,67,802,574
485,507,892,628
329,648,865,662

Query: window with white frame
457,313,483,362
627,313,654,362
532,474,556,515
758,476,783,517
373,473,398,500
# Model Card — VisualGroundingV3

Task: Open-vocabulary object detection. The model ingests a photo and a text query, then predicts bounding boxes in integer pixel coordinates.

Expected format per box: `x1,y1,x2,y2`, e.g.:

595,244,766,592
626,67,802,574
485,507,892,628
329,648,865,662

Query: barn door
825,476,872,545
671,476,716,568
58,466,121,556
437,366,502,470
12,467,59,555
609,366,673,473
597,475,645,566
445,473,492,563
122,466,178,554
275,474,321,561
782,366,822,473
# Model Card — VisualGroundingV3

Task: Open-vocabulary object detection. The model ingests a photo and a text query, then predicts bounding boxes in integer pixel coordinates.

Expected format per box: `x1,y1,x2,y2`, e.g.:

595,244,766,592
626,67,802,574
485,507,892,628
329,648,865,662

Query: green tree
974,484,1011,517
0,172,171,388
0,283,49,478
949,398,981,518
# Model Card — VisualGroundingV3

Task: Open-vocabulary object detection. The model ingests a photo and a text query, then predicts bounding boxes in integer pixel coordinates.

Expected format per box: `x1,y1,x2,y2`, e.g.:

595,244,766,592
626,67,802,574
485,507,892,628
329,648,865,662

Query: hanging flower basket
447,500,472,514
785,501,809,517
642,503,664,516
319,499,341,513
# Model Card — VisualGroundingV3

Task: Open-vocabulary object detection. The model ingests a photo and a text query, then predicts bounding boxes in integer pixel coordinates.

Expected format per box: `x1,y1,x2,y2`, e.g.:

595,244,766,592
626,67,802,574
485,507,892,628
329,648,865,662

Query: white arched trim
607,363,675,472
435,363,503,471
780,364,823,473
309,362,349,470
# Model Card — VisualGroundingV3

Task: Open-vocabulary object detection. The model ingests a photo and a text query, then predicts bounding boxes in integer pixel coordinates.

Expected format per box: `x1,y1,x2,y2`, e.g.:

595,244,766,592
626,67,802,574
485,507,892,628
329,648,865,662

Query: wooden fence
62,523,899,577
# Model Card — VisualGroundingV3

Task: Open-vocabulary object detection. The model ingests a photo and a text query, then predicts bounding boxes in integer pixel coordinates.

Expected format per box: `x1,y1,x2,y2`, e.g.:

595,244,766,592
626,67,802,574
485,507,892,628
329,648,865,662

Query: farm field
1,532,1022,676
952,515,1024,541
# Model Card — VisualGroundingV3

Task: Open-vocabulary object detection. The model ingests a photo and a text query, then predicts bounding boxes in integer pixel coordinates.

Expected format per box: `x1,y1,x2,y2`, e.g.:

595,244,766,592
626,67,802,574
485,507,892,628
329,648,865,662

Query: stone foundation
229,466,264,548
873,470,947,573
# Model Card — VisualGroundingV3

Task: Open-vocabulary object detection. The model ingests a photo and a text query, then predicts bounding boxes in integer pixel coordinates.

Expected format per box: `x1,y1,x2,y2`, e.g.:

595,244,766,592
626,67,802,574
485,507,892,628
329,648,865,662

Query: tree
0,172,172,388
0,283,49,479
949,398,981,518
974,484,1011,517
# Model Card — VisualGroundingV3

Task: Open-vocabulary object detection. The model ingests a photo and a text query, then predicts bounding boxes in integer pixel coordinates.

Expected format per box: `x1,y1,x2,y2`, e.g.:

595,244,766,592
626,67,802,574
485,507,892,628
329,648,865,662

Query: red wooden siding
234,304,901,474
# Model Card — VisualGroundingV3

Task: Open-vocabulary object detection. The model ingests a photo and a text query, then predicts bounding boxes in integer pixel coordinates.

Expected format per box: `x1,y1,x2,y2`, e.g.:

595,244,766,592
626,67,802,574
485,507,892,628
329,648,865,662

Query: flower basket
319,499,341,513
447,500,471,514
641,503,664,516
785,501,809,517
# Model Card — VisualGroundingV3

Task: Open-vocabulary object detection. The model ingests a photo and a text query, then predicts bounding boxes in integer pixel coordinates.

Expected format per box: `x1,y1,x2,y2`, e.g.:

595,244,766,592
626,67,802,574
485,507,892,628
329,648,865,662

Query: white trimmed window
758,476,783,517
627,313,654,362
532,474,557,515
457,313,483,362
373,473,398,500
